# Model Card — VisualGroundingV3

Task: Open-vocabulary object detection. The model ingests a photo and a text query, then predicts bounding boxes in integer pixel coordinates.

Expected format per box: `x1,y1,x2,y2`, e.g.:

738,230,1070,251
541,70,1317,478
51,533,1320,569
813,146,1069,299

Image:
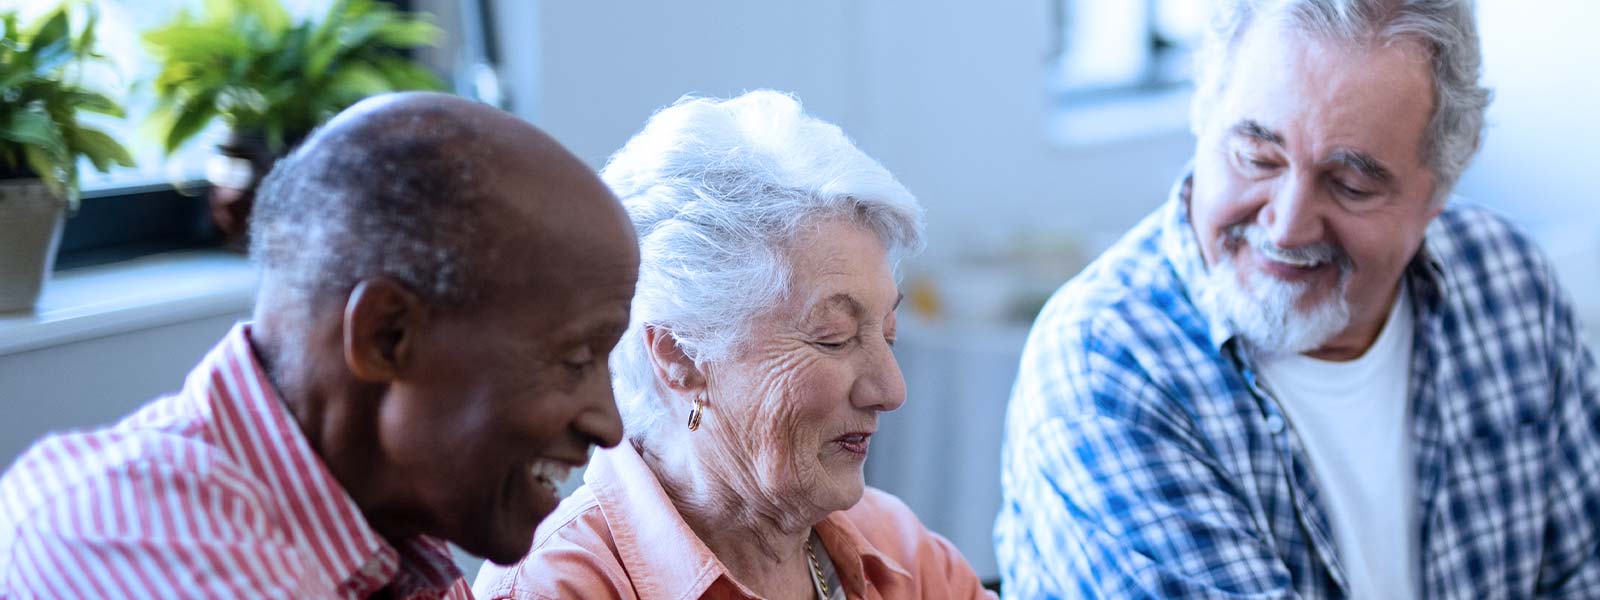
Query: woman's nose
851,337,906,413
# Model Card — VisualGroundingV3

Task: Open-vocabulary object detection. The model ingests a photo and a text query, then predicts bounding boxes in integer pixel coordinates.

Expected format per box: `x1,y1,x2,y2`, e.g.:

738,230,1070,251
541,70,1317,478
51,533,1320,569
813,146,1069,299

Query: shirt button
1265,414,1286,433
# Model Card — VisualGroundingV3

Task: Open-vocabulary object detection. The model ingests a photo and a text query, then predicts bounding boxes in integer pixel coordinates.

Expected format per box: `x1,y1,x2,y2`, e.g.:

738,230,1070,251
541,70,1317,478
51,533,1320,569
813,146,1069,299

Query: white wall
0,314,246,464
509,0,1195,256
1456,0,1600,336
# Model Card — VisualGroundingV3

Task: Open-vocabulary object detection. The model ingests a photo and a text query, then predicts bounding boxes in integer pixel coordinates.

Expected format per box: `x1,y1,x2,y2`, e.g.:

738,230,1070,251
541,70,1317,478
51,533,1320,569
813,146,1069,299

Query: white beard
1197,230,1352,357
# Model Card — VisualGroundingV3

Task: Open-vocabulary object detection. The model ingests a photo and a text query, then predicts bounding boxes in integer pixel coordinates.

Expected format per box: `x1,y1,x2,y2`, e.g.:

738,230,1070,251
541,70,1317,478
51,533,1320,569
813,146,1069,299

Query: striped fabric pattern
0,324,471,599
995,174,1600,598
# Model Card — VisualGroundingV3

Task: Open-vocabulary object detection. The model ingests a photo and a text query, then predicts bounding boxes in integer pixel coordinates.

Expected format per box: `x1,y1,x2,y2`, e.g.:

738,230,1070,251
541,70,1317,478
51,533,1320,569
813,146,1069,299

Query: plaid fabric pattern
995,174,1600,599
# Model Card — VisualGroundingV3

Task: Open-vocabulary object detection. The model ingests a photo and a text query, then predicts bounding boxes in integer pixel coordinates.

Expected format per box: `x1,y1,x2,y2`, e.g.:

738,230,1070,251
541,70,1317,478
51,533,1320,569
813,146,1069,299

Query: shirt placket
1238,354,1350,599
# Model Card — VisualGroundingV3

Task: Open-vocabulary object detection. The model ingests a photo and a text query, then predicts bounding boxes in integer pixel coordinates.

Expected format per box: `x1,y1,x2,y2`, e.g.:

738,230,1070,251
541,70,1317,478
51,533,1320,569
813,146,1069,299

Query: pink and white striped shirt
0,324,472,599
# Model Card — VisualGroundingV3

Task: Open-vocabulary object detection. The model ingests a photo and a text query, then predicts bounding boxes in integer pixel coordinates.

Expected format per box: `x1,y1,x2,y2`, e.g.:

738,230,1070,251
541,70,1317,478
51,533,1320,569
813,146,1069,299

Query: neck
636,436,821,600
251,307,419,545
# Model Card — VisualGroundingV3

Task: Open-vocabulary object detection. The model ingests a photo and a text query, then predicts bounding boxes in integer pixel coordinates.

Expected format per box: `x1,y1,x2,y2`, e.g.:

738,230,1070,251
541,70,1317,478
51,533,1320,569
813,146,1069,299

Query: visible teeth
528,460,572,492
1263,252,1322,268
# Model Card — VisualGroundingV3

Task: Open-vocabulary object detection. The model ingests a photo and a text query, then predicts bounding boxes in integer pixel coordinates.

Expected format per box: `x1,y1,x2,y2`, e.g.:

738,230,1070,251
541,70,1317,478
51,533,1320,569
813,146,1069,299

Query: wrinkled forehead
1213,18,1435,156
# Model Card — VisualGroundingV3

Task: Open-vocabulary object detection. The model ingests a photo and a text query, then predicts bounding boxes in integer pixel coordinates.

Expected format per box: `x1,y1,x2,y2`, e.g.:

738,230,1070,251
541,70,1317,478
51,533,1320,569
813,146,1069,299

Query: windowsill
1047,86,1193,147
0,250,257,357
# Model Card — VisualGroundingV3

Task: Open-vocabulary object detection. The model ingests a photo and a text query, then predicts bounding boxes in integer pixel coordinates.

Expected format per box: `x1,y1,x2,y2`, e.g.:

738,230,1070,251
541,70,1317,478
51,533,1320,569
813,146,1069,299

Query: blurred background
1,0,1596,583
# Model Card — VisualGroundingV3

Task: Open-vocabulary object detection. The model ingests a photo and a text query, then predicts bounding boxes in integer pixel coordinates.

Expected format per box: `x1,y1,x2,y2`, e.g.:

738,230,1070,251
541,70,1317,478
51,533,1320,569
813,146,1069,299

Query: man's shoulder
0,405,268,542
1421,202,1577,338
1026,210,1205,380
1428,202,1555,285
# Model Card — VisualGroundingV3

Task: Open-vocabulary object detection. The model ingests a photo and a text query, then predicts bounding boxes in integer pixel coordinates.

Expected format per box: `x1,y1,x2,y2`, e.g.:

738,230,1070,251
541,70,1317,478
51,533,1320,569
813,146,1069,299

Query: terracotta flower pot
0,178,66,312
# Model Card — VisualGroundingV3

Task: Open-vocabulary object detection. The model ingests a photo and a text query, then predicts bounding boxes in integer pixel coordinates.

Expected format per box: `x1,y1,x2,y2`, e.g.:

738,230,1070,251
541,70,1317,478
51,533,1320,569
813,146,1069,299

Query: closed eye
815,339,850,350
563,346,596,375
1332,179,1373,199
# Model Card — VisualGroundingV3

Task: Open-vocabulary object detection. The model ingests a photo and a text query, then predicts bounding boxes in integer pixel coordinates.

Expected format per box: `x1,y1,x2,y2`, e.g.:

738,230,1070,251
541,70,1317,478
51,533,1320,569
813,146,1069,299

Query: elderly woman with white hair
474,91,992,599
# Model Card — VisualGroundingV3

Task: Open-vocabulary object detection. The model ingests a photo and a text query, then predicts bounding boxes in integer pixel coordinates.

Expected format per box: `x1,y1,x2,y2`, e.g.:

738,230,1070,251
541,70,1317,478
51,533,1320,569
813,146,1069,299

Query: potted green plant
144,0,442,248
0,6,134,312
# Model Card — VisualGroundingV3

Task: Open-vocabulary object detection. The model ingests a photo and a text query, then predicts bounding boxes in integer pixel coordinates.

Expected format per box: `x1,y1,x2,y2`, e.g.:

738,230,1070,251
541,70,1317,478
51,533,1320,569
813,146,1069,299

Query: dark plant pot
206,130,281,252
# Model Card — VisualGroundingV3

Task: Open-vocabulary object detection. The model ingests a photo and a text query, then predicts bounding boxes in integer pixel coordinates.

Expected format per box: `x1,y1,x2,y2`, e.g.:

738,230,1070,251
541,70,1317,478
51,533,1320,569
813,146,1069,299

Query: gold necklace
804,533,830,598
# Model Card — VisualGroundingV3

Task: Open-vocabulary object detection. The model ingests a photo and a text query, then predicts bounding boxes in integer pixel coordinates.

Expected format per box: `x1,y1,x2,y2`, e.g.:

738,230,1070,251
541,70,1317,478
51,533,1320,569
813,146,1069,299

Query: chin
816,472,867,512
477,531,537,566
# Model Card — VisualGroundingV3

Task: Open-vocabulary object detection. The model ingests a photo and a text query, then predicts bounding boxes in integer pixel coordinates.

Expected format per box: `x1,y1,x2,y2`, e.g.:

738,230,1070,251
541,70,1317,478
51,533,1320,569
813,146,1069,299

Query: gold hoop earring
687,397,705,432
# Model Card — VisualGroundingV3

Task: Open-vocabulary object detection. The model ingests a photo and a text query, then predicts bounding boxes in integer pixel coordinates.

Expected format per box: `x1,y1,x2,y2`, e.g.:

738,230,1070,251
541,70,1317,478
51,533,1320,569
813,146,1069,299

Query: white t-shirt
1256,286,1417,600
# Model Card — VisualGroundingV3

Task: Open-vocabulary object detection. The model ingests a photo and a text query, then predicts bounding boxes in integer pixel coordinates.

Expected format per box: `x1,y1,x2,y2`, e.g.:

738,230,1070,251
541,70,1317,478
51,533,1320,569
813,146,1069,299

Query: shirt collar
586,441,911,599
192,323,463,598
1158,171,1237,352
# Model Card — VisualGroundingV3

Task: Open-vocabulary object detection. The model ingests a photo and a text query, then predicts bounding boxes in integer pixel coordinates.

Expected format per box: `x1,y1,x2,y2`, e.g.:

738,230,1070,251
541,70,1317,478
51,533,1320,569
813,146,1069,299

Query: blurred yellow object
907,276,943,320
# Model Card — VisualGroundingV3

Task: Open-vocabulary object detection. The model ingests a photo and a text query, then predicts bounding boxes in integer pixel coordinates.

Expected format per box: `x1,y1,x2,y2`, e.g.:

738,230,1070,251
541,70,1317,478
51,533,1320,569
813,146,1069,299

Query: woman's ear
644,325,706,395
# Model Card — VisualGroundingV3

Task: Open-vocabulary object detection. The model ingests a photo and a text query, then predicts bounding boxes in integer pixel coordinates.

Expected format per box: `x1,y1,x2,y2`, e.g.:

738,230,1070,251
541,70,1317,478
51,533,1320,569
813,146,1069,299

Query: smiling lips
833,432,872,457
527,458,577,495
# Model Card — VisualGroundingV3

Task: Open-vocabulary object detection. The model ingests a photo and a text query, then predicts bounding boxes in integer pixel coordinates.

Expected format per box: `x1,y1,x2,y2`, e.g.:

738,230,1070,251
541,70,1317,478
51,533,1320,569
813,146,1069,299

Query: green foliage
144,0,443,155
0,4,135,205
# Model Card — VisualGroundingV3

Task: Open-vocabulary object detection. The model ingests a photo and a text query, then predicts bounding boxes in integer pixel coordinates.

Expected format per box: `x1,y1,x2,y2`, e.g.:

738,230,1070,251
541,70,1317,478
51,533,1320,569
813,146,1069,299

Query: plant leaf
164,92,220,154
322,61,391,108
63,90,124,118
22,143,70,200
67,126,135,173
371,56,443,91
144,25,249,62
237,0,291,35
372,19,440,48
25,10,72,74
72,7,97,56
0,107,69,159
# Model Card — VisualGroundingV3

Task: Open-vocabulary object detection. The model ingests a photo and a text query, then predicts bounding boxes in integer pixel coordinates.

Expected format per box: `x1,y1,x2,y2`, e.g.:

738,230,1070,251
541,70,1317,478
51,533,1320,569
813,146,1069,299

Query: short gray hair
1191,0,1492,202
251,105,494,309
605,90,925,438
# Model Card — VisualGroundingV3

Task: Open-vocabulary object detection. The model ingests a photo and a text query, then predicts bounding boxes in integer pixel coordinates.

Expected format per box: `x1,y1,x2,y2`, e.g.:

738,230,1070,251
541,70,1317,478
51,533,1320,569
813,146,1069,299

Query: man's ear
643,325,706,395
343,277,426,382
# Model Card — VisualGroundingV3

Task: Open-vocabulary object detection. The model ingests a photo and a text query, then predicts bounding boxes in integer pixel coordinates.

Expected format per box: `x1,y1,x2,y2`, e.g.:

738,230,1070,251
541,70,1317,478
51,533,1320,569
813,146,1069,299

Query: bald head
250,91,627,312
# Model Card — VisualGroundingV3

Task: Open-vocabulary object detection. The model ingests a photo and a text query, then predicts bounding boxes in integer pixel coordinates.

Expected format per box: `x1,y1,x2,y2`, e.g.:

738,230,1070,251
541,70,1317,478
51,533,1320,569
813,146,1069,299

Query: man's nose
1259,174,1325,249
574,367,625,448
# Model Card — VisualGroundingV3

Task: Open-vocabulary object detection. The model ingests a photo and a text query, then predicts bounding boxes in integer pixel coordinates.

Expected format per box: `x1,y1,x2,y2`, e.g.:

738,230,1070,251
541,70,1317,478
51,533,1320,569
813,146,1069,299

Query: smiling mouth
832,432,872,457
526,458,577,496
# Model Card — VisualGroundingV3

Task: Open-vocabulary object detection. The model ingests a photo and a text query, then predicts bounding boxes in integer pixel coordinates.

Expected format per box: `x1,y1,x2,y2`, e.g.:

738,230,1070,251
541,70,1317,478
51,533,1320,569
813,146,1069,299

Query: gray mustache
1223,223,1352,270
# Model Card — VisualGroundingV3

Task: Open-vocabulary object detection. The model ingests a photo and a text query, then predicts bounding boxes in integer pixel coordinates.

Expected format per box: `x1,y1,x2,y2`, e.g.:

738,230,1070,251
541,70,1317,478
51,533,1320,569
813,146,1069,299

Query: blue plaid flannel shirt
995,174,1600,599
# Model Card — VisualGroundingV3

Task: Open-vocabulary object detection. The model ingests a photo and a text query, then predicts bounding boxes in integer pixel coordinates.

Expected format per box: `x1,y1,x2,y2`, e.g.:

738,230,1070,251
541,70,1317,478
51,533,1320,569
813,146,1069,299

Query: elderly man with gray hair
997,0,1598,598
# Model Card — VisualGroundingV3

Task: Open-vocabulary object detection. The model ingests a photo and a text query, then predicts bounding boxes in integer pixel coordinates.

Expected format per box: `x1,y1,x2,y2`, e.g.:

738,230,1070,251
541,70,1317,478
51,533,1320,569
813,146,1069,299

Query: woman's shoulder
840,486,949,554
472,486,632,600
835,487,995,598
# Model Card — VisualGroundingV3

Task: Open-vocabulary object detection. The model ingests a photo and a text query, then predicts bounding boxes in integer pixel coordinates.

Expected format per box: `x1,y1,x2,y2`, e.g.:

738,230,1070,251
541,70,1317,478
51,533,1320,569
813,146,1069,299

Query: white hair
604,90,925,439
1191,0,1492,203
1198,223,1354,355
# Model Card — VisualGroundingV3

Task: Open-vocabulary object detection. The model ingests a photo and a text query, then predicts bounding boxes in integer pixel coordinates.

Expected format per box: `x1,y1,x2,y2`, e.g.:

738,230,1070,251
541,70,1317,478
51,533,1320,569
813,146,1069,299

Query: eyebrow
1230,120,1284,146
1326,148,1394,184
817,294,866,320
1232,119,1395,184
813,291,904,321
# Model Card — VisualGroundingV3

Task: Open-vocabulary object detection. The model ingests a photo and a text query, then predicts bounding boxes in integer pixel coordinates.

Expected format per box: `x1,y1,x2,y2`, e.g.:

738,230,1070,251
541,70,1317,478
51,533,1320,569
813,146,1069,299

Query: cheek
728,356,843,467
1192,170,1260,262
